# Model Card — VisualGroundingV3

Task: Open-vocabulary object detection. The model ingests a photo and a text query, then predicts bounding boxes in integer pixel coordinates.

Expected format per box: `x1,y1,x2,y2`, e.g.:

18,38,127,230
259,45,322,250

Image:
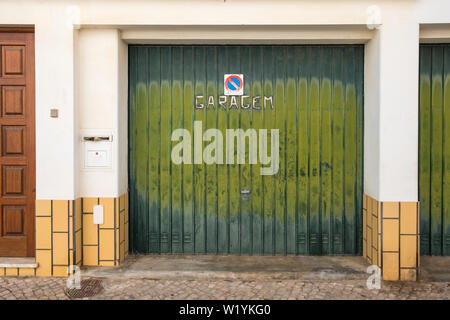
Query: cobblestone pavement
0,276,449,300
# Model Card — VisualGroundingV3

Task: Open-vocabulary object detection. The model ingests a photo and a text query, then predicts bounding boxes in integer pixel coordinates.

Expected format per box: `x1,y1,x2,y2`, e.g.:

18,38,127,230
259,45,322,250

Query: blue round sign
225,75,243,91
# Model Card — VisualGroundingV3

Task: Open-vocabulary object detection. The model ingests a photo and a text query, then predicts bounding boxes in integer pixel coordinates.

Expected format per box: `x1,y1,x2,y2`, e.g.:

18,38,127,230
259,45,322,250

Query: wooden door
0,30,35,257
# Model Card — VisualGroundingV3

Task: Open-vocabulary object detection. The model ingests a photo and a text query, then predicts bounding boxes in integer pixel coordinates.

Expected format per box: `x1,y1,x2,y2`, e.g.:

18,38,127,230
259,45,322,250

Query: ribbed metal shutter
419,44,450,255
128,45,364,255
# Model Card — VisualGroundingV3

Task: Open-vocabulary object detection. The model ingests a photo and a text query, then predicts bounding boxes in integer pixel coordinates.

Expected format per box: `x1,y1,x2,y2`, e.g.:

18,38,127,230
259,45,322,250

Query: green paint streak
320,46,332,254
431,49,444,255
206,46,218,253
228,46,240,254
148,47,161,253
240,46,252,254
262,46,275,254
344,47,357,254
251,46,263,254
355,49,364,255
275,47,286,254
194,47,207,253
135,47,149,253
135,82,148,200
171,46,183,253
128,46,137,252
332,66,345,254
286,73,297,254
443,46,450,256
344,82,357,254
309,70,321,254
217,46,229,253
183,46,195,253
320,77,332,253
160,46,172,253
297,47,309,255
419,46,432,255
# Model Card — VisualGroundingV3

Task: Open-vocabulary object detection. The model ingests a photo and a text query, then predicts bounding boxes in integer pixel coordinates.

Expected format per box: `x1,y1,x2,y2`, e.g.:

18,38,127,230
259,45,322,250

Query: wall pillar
364,11,420,281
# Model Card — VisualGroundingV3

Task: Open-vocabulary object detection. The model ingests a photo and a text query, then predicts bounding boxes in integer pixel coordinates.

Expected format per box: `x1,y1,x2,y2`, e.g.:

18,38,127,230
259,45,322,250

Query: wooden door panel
1,46,25,77
2,125,26,156
2,206,25,236
0,31,35,257
2,86,26,117
2,166,25,196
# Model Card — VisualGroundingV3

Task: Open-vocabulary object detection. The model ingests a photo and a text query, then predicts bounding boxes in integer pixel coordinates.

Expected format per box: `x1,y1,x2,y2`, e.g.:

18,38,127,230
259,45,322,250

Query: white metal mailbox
82,134,113,168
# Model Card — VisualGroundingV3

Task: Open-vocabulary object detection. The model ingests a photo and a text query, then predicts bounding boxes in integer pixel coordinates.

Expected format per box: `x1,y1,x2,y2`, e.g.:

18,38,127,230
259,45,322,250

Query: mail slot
82,136,112,142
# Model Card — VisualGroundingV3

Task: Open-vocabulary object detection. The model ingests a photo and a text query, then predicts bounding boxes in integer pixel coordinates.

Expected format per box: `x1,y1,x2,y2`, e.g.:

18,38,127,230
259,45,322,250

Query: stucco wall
76,29,125,198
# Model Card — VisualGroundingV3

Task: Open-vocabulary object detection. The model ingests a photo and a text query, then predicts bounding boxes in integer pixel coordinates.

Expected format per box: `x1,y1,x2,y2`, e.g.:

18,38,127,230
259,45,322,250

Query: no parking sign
224,74,244,96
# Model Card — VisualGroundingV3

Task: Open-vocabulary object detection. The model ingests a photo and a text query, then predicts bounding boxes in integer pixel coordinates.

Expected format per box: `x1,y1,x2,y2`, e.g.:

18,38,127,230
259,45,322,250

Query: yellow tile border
5,191,417,281
36,200,51,217
363,193,419,281
0,193,128,277
5,268,19,276
19,268,35,276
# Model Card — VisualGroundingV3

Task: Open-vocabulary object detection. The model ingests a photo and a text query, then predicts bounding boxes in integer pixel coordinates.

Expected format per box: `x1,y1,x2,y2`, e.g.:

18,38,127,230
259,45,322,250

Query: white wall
1,0,450,201
118,37,128,196
378,19,419,202
76,29,127,198
364,30,381,200
363,3,420,202
0,2,76,199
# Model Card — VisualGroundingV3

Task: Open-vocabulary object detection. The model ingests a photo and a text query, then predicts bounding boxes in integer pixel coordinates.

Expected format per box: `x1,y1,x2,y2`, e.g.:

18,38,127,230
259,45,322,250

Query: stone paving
0,276,449,300
1,256,450,300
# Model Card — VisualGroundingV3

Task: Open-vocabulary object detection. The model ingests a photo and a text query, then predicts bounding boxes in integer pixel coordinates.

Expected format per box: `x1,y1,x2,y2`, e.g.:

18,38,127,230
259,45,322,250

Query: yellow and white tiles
82,194,129,267
363,194,420,281
0,193,128,277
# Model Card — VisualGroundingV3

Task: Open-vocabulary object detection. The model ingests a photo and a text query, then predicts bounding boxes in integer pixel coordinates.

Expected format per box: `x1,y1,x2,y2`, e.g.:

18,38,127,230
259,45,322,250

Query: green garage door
419,44,450,255
128,45,364,255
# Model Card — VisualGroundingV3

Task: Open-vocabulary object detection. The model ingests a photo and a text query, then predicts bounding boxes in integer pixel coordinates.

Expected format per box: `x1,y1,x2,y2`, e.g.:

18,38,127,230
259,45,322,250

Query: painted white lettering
195,95,204,109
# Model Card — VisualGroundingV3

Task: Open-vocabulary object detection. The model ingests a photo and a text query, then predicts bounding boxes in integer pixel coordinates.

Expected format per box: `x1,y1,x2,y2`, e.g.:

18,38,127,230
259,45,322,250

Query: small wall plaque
50,109,59,118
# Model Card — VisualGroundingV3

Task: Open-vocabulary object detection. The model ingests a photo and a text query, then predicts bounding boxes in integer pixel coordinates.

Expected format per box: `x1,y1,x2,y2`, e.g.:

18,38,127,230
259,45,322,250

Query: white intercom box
93,205,104,225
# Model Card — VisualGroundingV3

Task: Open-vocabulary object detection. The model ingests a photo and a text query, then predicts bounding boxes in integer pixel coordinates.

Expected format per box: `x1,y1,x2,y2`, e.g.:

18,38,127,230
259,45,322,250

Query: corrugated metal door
419,44,450,255
128,45,364,255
